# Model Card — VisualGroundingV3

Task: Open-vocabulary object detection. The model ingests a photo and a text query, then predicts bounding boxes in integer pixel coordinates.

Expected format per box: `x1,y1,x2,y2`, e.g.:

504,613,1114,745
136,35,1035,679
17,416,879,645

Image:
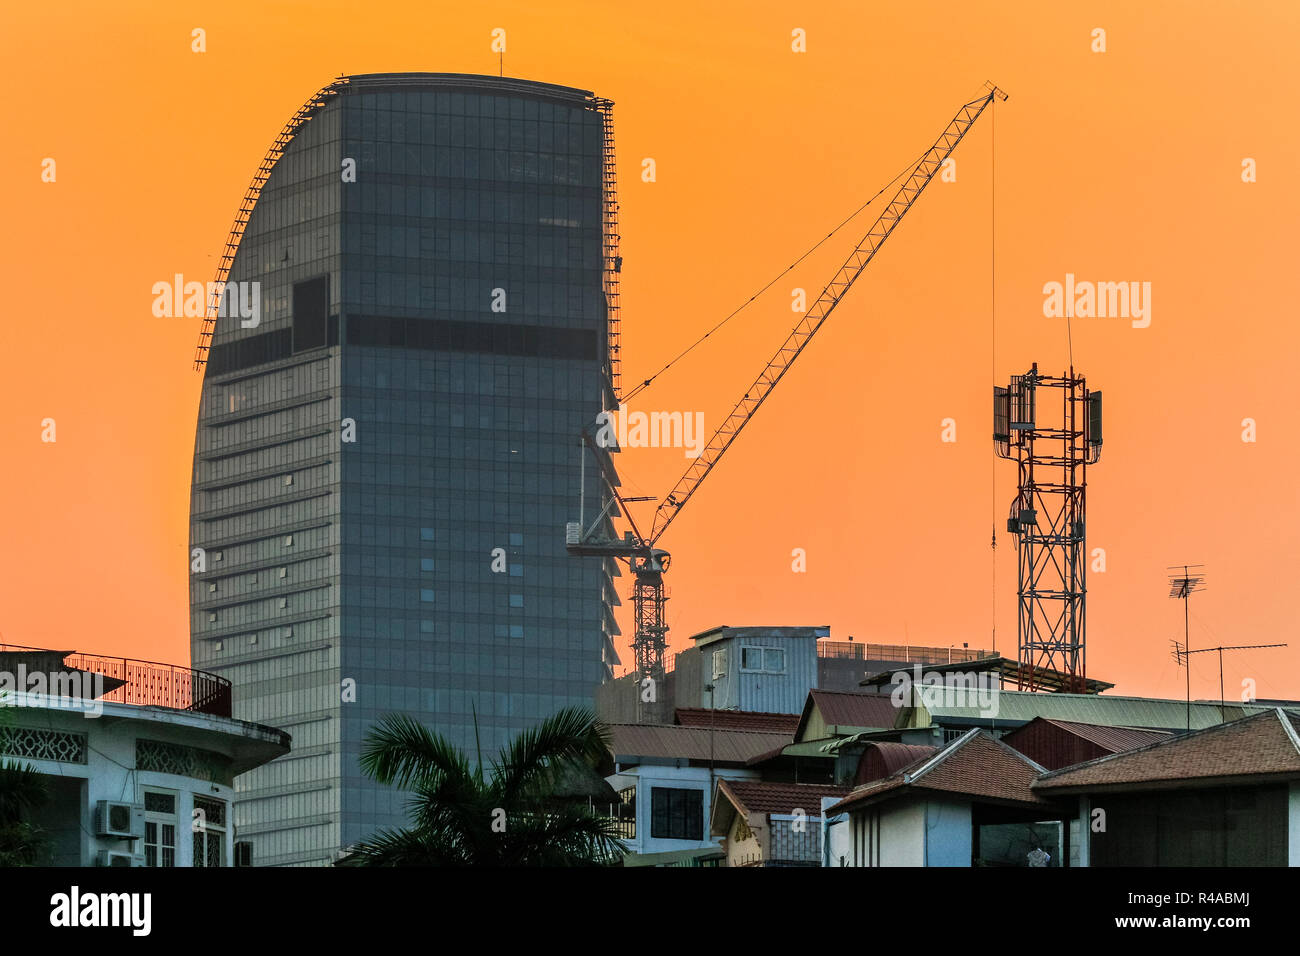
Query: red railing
0,645,232,717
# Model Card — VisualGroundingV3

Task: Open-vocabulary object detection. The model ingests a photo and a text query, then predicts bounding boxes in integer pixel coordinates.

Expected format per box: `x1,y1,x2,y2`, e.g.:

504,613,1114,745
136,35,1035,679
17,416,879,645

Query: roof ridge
904,727,980,783
608,722,787,735
1276,707,1300,756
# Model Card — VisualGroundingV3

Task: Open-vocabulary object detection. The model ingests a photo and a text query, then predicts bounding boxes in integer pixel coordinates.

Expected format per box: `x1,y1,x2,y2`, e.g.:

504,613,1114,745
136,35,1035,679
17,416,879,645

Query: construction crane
566,83,1009,679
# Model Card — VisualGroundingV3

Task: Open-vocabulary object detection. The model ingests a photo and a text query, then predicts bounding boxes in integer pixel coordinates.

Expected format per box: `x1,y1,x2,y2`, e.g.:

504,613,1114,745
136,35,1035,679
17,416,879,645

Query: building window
740,646,785,674
509,593,523,608
420,527,435,541
712,648,727,679
192,796,227,867
142,791,176,868
650,787,703,841
420,589,435,603
420,558,434,572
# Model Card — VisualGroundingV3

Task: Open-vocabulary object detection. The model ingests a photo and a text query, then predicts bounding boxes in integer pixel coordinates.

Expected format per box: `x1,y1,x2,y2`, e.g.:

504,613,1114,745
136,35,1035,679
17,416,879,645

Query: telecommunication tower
994,364,1102,691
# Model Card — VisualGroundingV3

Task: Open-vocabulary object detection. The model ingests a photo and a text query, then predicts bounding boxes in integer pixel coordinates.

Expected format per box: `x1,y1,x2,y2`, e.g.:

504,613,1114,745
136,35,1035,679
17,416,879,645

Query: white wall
849,801,926,866
3,697,276,866
1289,784,1300,868
621,764,758,856
879,801,925,866
821,797,850,866
847,798,974,866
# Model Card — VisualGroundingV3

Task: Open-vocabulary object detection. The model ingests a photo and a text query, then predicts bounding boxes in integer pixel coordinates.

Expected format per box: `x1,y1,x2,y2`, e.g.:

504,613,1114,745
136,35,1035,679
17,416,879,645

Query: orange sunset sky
2,0,1298,704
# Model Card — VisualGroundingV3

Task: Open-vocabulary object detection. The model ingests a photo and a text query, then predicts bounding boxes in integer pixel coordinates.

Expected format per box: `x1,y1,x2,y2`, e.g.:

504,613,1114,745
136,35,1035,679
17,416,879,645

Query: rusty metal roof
798,690,900,738
675,708,799,735
607,723,791,765
1008,717,1171,754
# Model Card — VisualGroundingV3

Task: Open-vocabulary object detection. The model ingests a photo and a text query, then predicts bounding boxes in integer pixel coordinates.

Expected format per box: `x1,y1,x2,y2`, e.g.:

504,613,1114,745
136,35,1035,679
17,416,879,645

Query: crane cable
620,147,932,407
991,96,998,655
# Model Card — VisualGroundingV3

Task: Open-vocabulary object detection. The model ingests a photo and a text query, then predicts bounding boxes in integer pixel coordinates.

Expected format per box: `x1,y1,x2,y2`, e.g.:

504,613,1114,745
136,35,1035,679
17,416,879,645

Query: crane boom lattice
568,84,1008,680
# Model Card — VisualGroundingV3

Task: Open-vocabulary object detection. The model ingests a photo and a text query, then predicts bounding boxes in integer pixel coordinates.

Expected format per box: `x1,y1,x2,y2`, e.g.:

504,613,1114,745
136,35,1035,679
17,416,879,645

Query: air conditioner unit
234,841,254,867
97,849,144,867
95,800,144,839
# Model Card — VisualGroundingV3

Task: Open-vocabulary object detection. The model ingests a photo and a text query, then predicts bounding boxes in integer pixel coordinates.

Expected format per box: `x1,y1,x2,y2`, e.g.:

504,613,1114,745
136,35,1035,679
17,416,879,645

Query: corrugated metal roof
607,723,790,764
856,742,937,784
911,689,1297,731
808,690,900,731
675,708,800,735
1029,718,1171,753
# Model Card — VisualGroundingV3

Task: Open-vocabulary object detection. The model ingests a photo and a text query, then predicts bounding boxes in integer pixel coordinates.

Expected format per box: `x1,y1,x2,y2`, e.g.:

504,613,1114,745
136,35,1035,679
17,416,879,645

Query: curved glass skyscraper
189,73,621,865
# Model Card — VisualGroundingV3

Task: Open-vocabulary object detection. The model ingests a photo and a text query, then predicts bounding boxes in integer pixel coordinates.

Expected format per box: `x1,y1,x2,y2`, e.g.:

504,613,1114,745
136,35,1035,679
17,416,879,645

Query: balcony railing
0,645,232,718
818,641,995,665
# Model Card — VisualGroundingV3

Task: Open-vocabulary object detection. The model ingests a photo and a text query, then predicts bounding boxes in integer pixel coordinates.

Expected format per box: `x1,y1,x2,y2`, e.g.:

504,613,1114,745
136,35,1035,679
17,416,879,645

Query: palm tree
337,706,626,866
0,702,50,866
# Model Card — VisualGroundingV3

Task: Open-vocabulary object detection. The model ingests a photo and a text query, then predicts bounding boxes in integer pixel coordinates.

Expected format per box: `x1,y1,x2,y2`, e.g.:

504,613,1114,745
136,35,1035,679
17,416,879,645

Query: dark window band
347,315,597,360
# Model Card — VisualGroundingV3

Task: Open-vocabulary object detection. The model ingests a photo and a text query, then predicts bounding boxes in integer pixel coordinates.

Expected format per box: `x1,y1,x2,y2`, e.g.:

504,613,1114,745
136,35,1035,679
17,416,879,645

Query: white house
605,722,788,864
0,646,289,866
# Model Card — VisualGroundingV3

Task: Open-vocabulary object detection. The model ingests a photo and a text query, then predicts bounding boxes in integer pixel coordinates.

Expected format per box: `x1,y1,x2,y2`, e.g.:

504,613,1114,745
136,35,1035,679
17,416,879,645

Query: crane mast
567,84,1008,680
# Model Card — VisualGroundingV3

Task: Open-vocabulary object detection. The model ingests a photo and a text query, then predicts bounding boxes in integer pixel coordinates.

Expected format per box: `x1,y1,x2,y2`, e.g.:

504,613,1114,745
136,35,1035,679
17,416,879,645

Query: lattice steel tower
994,363,1102,691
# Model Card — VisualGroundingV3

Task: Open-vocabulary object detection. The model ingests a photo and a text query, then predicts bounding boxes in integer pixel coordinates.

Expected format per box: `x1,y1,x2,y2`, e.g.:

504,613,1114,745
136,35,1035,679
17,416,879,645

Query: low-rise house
825,730,1073,867
710,780,848,866
0,645,289,867
1033,708,1300,866
604,722,789,864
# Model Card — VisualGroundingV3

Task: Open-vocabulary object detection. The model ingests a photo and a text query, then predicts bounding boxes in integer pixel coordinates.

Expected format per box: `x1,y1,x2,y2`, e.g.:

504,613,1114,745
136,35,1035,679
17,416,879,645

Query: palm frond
360,713,474,791
0,760,48,825
490,706,610,804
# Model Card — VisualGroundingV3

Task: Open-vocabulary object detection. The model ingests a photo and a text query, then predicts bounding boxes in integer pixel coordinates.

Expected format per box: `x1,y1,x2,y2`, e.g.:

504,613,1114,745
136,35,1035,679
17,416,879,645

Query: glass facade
190,74,620,865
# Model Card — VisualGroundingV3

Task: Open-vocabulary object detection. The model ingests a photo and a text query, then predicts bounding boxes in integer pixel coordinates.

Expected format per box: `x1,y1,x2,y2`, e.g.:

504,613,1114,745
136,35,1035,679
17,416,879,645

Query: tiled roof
1034,709,1300,792
716,780,849,817
828,730,1052,813
804,690,900,733
674,708,799,736
606,723,791,765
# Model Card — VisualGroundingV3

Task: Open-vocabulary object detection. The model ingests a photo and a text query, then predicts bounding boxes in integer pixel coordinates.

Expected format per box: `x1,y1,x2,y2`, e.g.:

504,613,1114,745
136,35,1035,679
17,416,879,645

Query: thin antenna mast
1168,565,1206,731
